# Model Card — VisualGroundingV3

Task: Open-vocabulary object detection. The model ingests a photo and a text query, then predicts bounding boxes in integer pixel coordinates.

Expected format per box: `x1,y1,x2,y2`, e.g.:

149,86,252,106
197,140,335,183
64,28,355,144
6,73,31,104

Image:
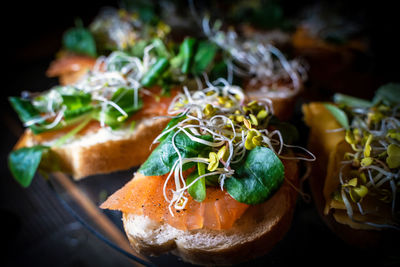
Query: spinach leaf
191,41,217,75
8,145,49,187
103,88,143,129
324,103,349,129
224,146,284,204
373,83,400,106
63,19,96,57
139,129,213,176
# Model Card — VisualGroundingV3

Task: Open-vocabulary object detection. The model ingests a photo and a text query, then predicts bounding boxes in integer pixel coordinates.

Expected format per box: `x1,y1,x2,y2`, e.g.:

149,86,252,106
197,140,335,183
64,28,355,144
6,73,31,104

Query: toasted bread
120,158,299,265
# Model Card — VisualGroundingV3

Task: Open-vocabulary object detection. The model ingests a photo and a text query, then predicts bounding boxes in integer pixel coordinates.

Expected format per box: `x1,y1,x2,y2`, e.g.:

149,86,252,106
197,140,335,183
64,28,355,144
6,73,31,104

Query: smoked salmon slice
100,171,250,231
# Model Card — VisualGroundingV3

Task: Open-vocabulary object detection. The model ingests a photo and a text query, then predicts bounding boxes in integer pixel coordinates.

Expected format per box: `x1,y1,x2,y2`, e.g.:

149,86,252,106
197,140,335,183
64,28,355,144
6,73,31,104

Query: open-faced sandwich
202,15,307,121
303,83,400,246
47,6,171,85
100,79,314,265
8,36,217,186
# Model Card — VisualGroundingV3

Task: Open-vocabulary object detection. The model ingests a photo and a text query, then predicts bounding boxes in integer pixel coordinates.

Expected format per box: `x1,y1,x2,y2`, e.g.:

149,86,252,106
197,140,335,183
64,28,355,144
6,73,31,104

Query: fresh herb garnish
8,146,50,187
225,146,284,204
63,19,96,57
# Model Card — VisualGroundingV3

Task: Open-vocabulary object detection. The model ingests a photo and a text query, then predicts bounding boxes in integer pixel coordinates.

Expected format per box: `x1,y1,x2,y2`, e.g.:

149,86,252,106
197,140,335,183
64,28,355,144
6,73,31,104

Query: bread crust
15,118,169,180
122,158,299,265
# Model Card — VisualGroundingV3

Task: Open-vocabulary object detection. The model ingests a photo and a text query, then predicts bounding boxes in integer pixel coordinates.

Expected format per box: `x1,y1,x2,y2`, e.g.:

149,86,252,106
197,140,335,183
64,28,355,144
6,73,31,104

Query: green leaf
63,19,96,57
152,38,170,58
64,106,93,120
191,41,217,75
324,103,349,129
141,57,170,87
8,145,49,187
9,97,40,124
274,122,299,145
180,37,196,74
130,40,149,58
224,146,284,204
373,83,400,106
333,93,372,108
139,129,213,176
61,92,91,110
158,114,186,142
103,88,143,129
187,171,206,202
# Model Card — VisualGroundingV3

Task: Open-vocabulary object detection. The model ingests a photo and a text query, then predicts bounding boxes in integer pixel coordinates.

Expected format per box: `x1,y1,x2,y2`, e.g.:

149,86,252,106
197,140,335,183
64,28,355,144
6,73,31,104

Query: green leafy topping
225,146,284,205
333,93,372,108
103,88,143,129
180,37,196,74
140,57,170,87
158,114,187,143
8,146,49,187
373,83,400,106
139,129,213,176
9,97,40,125
324,103,349,129
191,41,217,75
63,19,96,57
187,162,207,202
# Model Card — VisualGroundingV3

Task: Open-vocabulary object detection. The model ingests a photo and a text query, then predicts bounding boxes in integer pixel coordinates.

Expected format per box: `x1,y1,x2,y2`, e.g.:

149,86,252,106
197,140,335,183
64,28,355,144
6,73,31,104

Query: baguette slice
15,117,170,180
120,158,299,266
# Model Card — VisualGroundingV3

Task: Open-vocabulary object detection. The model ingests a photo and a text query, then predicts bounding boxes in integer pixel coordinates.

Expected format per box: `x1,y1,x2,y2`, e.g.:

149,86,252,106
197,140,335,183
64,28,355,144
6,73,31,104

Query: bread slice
121,158,299,266
15,117,169,180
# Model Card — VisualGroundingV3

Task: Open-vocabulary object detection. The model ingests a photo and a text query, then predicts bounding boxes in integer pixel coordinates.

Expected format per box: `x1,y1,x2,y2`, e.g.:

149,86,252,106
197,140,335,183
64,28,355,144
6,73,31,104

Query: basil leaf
192,41,217,75
373,83,400,106
333,93,371,108
103,88,143,129
225,146,284,205
139,129,213,176
63,20,96,57
323,103,349,129
187,171,206,202
8,145,49,187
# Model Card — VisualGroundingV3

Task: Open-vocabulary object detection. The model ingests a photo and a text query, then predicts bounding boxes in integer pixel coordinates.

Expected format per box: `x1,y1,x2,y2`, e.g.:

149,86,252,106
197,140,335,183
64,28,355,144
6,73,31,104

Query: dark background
2,0,400,266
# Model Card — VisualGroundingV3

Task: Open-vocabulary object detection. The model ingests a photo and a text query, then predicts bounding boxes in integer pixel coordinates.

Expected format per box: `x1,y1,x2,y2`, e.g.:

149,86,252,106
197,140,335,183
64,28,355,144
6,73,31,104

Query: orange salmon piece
101,171,250,231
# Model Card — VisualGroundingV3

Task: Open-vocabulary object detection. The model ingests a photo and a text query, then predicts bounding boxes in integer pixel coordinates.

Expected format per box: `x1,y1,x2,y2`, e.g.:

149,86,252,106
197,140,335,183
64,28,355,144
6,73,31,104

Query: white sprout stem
43,106,67,129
